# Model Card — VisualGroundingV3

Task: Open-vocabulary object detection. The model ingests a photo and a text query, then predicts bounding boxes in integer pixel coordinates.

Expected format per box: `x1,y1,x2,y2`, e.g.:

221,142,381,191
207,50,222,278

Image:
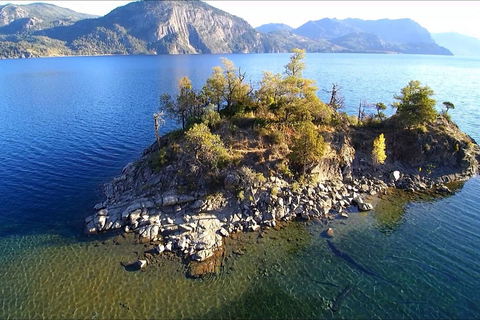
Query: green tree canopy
392,80,437,127
289,121,327,174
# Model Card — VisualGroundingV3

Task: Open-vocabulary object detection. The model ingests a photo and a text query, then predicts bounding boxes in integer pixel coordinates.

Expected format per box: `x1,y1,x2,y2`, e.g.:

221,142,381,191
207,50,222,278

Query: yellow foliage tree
372,133,387,165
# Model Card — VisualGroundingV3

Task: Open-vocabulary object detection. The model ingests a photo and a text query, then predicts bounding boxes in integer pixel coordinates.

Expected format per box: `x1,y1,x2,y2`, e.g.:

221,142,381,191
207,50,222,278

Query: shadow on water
372,181,465,235
201,281,327,319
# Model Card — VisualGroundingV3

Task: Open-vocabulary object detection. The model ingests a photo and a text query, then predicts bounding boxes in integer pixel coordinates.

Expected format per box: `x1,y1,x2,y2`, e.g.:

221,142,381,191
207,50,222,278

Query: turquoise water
0,53,479,318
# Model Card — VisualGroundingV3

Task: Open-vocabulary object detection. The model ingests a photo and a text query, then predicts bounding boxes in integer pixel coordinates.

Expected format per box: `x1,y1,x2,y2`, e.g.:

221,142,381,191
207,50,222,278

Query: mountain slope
343,18,434,44
293,18,360,40
292,17,451,55
41,0,265,54
255,23,293,33
432,32,480,56
0,3,96,32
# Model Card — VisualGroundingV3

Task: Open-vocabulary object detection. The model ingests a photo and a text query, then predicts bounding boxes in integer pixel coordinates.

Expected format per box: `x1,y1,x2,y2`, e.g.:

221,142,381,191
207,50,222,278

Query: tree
153,110,165,148
203,66,225,112
375,102,387,120
160,76,198,130
289,121,327,174
443,101,454,113
392,80,437,127
184,123,229,169
372,133,387,166
284,48,306,78
221,58,252,116
326,83,344,110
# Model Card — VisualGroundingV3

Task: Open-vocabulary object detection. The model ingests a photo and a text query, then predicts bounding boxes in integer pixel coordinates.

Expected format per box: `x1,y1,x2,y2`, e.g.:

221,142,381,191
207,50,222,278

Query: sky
2,0,480,40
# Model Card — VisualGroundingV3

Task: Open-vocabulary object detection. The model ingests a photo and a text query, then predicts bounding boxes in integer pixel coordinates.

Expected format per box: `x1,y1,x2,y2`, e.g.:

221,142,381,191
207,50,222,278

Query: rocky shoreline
84,165,469,277
84,114,480,277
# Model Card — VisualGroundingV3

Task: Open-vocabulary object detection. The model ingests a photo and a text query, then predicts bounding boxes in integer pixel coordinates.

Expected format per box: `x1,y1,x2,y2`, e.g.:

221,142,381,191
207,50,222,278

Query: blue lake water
0,53,479,318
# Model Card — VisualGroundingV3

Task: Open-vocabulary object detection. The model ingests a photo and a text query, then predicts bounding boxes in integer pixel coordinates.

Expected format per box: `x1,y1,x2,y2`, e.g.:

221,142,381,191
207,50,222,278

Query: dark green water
1,178,479,319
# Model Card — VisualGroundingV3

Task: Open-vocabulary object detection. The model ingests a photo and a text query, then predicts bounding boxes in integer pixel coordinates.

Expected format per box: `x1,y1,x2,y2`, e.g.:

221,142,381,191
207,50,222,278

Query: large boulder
358,202,373,212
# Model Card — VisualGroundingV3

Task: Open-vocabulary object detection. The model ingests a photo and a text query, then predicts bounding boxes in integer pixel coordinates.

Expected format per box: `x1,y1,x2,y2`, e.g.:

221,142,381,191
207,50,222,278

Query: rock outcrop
83,115,480,278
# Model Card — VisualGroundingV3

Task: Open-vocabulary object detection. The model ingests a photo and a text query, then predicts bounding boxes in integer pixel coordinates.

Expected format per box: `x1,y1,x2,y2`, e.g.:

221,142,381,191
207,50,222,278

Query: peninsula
84,50,480,277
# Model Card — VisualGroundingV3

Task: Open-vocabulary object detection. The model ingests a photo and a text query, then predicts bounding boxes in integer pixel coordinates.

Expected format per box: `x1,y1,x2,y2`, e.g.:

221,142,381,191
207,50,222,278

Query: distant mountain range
432,32,480,56
0,1,465,59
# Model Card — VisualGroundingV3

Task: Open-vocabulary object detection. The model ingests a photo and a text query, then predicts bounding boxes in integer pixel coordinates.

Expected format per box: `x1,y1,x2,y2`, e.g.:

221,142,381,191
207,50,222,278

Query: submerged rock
326,228,334,238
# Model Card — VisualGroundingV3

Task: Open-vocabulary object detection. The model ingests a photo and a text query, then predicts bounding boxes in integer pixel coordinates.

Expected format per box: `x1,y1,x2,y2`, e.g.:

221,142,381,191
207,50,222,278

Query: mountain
0,1,453,58
293,18,360,40
292,17,451,55
0,3,96,33
432,32,480,56
38,0,268,55
342,18,434,44
255,23,293,33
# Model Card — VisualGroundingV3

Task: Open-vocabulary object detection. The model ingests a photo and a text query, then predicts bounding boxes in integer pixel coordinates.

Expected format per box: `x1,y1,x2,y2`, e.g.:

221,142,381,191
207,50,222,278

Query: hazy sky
2,0,480,40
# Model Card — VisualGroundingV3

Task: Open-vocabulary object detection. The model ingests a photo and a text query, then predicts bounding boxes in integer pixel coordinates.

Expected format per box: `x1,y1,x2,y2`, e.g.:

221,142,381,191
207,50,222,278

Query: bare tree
153,110,165,149
324,83,344,110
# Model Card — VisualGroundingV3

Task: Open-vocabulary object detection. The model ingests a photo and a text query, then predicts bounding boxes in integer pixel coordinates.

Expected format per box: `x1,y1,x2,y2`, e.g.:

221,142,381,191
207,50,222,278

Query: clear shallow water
0,53,479,318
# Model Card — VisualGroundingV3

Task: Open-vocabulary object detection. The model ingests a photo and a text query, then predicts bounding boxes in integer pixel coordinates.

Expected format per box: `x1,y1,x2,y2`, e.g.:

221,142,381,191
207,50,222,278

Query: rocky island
84,50,480,277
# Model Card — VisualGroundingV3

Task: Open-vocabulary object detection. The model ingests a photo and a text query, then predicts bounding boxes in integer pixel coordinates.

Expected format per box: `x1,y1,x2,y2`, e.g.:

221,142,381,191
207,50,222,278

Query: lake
0,53,479,319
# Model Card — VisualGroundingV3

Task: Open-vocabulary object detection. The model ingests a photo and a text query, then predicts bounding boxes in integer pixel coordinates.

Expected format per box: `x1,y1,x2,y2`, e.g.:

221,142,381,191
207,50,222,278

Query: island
84,49,480,277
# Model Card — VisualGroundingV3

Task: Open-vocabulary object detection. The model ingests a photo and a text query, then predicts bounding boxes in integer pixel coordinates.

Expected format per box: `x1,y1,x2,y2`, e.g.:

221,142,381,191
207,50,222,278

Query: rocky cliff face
42,0,264,55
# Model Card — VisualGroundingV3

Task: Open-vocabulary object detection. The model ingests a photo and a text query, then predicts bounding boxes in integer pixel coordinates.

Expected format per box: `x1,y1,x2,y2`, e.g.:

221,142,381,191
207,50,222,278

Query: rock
165,242,173,251
84,220,96,234
129,209,142,224
97,208,108,216
193,249,214,262
224,173,240,190
94,215,107,232
326,228,334,238
94,203,105,210
190,199,205,210
340,212,349,219
390,171,401,181
352,194,363,205
162,195,179,207
358,202,373,212
187,249,223,278
179,224,194,232
219,228,229,237
155,244,165,254
437,185,451,193
123,259,147,272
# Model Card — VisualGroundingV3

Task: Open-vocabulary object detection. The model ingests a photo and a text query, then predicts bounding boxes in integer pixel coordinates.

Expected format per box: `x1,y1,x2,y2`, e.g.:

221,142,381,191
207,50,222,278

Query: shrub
184,123,230,169
372,133,387,165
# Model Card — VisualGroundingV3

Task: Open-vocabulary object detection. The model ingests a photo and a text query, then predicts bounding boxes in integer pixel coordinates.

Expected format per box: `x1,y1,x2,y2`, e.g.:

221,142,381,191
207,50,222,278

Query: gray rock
84,220,96,234
155,244,165,254
162,195,179,207
358,202,373,212
94,203,106,210
190,199,205,210
94,215,107,232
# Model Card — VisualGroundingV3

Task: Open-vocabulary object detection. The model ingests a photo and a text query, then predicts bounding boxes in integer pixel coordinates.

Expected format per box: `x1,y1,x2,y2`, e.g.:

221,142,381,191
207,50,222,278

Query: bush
201,105,222,129
185,123,230,169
